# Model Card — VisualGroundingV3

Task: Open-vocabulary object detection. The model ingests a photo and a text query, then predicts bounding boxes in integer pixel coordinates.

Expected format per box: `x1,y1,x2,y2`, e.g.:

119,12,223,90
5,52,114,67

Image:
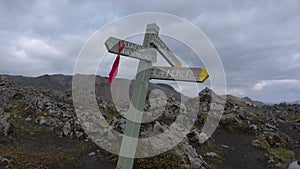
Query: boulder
0,109,11,137
175,138,207,168
62,121,71,136
35,116,58,127
0,155,12,168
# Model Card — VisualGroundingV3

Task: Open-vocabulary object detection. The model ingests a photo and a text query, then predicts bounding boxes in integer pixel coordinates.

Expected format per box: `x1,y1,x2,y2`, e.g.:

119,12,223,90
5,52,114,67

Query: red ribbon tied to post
108,40,125,83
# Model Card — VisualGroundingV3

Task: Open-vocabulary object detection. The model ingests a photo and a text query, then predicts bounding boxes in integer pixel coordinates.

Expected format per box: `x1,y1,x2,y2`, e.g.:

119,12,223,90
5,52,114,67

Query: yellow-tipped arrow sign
150,66,209,83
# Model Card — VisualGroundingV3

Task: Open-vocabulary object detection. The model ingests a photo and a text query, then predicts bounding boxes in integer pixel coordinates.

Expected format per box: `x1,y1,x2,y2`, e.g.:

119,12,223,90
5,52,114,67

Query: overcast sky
0,0,299,103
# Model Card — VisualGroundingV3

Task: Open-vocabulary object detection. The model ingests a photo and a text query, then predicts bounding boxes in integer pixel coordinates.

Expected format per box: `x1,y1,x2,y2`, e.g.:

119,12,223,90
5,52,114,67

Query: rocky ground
0,74,299,169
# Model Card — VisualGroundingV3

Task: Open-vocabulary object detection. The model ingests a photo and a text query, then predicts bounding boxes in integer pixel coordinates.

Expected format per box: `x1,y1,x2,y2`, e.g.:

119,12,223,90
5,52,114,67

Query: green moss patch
287,114,300,121
11,102,26,117
0,141,93,169
270,148,295,163
0,75,7,79
135,151,182,169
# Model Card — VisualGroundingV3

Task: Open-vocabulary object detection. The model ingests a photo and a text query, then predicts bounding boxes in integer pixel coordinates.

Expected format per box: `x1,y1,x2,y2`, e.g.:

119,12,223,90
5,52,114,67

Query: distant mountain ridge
287,100,300,105
242,97,264,106
264,100,300,105
1,74,182,102
1,74,266,106
3,74,72,91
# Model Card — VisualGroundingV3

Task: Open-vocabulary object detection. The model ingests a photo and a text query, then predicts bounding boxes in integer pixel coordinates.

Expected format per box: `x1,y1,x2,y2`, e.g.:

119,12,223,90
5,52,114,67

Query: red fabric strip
108,40,125,83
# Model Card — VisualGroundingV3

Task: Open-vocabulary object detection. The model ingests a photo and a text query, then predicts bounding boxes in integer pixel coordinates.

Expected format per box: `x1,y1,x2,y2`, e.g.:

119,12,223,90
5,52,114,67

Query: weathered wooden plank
105,37,156,62
150,66,209,83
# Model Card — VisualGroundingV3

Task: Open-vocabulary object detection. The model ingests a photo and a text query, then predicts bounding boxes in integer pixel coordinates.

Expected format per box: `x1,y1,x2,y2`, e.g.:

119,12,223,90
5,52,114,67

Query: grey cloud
0,0,299,102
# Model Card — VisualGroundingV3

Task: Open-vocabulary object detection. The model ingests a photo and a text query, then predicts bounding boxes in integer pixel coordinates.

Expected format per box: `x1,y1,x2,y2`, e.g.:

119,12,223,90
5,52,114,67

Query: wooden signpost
105,23,209,169
105,37,157,62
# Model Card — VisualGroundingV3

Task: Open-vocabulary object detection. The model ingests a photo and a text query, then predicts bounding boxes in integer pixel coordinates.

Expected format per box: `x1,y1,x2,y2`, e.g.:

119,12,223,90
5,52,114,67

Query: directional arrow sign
150,66,209,83
105,37,156,62
150,35,182,68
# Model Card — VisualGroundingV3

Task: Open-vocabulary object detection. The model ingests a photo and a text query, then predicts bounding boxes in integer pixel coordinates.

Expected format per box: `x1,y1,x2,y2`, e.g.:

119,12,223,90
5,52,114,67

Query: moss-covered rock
220,117,249,133
252,134,270,150
134,151,182,169
252,135,295,163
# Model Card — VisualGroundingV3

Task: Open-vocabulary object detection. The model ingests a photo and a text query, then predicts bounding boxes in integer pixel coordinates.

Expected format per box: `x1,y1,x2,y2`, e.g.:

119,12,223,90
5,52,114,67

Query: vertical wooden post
117,23,159,169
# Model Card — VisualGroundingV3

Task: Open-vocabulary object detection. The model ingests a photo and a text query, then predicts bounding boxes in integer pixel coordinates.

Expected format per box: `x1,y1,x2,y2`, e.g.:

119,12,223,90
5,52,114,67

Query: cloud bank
0,0,299,102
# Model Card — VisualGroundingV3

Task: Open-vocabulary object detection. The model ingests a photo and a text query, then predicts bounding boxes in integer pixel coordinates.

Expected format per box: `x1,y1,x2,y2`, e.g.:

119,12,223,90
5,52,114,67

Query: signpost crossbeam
105,37,157,62
150,35,182,68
